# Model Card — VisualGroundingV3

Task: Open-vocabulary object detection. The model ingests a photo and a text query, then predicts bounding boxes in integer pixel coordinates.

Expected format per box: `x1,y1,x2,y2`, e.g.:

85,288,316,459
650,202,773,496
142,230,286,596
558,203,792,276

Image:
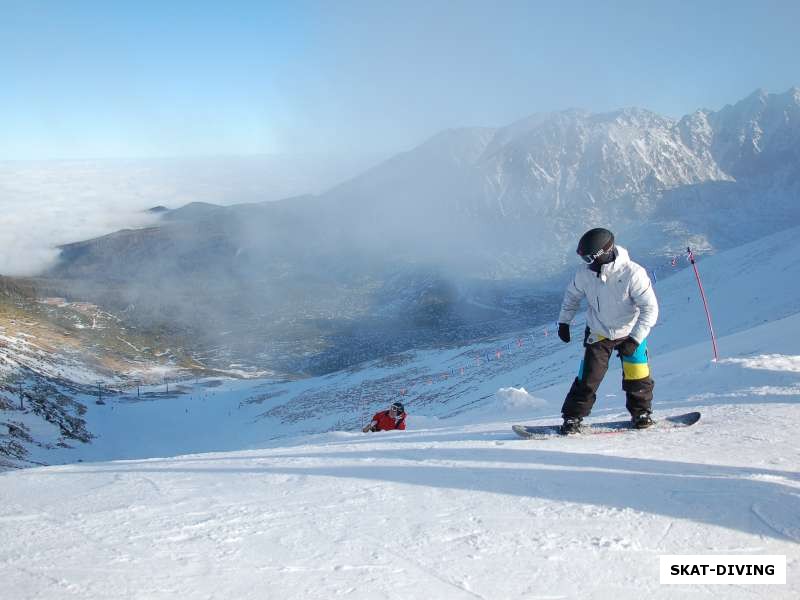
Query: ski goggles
578,246,611,264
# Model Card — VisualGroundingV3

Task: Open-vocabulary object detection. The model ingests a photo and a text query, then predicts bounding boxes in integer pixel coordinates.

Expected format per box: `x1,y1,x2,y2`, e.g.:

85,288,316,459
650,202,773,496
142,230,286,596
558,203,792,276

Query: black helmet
390,401,404,414
577,228,615,265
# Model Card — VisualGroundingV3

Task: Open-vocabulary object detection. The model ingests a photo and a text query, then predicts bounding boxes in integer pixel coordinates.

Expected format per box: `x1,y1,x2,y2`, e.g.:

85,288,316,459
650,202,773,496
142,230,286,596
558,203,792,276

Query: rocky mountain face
0,275,220,467
300,87,800,273
702,88,800,181
656,88,800,247
42,88,800,375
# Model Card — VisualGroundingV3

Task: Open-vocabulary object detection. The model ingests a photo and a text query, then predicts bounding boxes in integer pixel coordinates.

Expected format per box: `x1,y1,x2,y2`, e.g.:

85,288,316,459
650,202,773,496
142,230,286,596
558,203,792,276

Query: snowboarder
362,401,407,432
557,228,659,434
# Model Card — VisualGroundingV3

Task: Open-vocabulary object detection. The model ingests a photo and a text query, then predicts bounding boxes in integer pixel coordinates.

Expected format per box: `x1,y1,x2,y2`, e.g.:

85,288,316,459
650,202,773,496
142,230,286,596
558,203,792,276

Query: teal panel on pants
622,337,648,364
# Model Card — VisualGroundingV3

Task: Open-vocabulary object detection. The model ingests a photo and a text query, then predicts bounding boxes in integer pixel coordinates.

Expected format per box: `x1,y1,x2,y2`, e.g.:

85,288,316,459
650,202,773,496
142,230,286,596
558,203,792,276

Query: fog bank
0,154,382,275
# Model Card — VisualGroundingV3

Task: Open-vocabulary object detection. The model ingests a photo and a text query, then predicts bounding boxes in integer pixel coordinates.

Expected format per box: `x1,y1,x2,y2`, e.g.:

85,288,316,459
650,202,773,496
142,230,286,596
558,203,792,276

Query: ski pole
687,247,719,362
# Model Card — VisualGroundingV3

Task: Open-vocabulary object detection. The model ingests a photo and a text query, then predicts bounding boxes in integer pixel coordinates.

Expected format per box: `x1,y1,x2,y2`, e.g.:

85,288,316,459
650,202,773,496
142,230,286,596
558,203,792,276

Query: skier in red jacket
363,401,407,432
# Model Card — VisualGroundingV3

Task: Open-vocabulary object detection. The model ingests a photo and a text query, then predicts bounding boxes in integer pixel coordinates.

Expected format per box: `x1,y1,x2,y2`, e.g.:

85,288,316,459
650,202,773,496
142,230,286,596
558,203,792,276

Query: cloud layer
0,155,379,276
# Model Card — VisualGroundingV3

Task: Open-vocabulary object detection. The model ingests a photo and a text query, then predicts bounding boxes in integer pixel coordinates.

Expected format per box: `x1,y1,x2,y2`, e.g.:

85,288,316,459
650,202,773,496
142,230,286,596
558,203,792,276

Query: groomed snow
2,400,798,598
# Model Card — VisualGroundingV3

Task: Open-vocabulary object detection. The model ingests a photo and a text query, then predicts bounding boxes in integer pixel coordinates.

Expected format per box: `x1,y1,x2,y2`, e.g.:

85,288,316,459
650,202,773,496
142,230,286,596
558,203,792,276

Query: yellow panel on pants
622,361,650,380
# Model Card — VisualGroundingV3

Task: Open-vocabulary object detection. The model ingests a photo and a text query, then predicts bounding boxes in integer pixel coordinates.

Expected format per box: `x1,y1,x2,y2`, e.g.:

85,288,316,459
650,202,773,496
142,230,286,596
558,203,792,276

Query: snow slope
2,228,800,597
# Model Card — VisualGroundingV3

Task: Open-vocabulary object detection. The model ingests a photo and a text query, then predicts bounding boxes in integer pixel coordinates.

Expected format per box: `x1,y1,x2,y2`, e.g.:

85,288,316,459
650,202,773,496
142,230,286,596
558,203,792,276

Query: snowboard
512,411,700,439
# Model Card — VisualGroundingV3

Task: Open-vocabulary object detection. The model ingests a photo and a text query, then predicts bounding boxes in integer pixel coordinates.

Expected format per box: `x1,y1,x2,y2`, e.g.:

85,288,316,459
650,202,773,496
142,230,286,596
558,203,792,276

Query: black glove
617,336,640,357
558,323,570,343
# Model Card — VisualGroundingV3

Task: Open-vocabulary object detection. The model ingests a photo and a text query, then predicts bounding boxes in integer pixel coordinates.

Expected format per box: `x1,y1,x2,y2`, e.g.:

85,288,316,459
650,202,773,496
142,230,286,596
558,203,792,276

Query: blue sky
2,0,799,160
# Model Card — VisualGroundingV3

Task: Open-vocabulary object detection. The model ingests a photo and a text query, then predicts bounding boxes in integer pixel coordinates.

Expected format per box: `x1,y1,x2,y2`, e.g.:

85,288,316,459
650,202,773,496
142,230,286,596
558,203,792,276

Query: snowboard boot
560,417,583,435
632,412,654,429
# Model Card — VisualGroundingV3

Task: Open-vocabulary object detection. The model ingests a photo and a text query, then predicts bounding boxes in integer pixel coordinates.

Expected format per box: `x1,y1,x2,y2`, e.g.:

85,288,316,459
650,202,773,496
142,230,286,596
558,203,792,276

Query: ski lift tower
95,380,106,405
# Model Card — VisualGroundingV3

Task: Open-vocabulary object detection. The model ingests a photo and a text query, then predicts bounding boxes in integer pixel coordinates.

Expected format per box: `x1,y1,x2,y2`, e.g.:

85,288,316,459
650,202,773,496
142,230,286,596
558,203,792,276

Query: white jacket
558,246,658,342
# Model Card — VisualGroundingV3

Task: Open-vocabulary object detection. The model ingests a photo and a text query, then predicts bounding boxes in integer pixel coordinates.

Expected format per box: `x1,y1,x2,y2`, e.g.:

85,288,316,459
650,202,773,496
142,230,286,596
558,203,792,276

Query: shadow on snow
51,446,800,543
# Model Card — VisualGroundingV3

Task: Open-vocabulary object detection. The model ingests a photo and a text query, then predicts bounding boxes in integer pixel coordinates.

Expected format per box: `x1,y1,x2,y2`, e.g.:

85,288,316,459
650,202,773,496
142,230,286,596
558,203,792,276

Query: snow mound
720,354,800,373
493,386,548,412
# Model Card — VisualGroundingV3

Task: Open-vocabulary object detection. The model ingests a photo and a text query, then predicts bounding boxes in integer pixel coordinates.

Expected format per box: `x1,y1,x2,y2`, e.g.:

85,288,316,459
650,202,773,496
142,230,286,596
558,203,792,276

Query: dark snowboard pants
561,332,654,419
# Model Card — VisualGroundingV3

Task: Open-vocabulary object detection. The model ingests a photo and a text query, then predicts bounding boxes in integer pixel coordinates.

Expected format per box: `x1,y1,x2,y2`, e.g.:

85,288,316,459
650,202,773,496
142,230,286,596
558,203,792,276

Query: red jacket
369,410,406,431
